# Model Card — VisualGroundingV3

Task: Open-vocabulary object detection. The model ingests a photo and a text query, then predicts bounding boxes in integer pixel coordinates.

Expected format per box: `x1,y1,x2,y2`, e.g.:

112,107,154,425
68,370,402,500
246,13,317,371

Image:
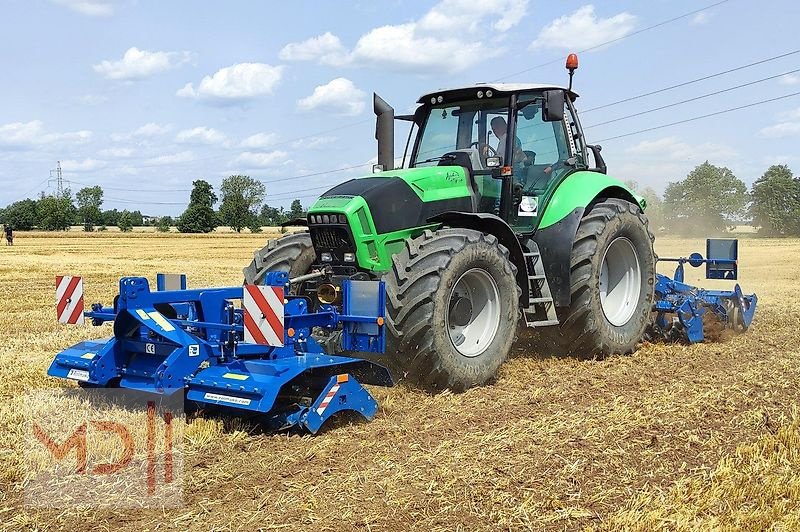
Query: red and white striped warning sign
316,383,341,416
242,285,284,346
56,275,84,325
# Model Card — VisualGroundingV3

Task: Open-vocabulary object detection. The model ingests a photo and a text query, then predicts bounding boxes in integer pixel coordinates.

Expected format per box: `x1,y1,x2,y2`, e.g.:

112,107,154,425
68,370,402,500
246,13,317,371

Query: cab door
508,94,574,233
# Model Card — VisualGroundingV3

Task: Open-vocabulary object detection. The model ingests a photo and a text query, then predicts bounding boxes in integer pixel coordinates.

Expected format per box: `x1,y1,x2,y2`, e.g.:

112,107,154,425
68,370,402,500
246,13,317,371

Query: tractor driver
487,116,526,165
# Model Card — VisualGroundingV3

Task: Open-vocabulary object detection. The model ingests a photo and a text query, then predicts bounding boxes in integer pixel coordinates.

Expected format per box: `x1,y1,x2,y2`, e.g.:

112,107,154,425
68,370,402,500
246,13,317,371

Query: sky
1,0,799,215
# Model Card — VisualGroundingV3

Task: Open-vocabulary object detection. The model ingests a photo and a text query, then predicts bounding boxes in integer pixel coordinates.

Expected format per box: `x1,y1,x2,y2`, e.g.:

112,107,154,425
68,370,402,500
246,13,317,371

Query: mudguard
534,171,644,307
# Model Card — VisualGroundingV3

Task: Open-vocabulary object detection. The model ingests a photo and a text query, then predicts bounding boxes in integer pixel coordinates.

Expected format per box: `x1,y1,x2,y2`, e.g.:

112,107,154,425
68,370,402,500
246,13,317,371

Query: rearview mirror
543,90,565,122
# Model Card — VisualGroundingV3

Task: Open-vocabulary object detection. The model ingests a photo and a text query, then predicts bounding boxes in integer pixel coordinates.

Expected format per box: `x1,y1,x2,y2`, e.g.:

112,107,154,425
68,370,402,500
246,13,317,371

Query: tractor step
522,244,559,328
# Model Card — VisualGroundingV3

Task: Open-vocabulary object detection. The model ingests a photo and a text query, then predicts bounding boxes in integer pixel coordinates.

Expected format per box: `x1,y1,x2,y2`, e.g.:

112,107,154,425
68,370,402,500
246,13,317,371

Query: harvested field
1,232,799,530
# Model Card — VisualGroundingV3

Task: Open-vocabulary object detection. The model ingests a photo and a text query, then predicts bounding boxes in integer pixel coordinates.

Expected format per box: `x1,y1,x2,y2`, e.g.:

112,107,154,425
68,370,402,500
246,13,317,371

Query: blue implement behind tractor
649,238,757,343
48,269,392,433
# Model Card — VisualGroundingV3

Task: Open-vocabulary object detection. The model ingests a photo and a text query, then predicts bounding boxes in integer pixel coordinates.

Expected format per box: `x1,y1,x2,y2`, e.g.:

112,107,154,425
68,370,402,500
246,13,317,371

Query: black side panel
530,207,584,307
322,177,472,234
427,211,530,307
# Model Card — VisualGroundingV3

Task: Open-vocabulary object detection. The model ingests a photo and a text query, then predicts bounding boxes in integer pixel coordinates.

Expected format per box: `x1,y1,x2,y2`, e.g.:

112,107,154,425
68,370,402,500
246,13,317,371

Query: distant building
142,215,160,225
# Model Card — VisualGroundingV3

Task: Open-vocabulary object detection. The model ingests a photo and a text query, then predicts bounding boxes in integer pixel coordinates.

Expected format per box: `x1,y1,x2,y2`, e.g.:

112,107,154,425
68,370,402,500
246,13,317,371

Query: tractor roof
417,83,578,104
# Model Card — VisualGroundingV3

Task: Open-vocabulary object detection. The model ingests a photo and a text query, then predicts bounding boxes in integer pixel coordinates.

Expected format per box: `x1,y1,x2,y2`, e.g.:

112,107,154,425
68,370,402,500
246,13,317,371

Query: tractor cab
390,83,600,235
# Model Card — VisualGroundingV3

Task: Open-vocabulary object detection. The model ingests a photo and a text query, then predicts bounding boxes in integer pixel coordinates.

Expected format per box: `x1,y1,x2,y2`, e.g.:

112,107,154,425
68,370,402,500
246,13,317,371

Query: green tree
102,209,120,226
1,199,38,230
288,199,304,221
751,164,800,236
219,175,266,232
37,191,76,231
117,210,133,232
76,186,104,232
156,216,173,233
259,204,288,226
663,161,747,235
177,180,219,233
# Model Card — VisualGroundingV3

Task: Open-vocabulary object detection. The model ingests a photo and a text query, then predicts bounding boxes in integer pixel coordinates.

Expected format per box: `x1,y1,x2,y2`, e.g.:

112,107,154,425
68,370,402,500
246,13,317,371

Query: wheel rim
599,237,642,327
446,268,501,357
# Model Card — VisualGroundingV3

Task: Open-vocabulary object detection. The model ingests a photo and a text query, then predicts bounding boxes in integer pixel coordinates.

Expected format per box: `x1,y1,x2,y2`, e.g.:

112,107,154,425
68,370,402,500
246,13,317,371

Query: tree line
0,175,305,233
628,162,800,236
3,165,797,236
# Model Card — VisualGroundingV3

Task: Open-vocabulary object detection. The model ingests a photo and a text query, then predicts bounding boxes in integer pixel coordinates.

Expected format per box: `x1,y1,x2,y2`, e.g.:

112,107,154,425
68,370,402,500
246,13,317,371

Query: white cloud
145,151,194,165
241,133,278,149
233,151,290,168
614,136,738,191
780,74,800,85
624,136,736,161
279,32,347,65
110,122,172,142
175,126,227,145
689,12,710,25
292,136,336,149
177,63,284,102
98,147,134,158
758,107,800,138
530,5,637,51
49,0,114,16
94,47,193,81
92,46,192,81
60,158,107,172
279,0,528,74
297,78,366,116
0,120,91,149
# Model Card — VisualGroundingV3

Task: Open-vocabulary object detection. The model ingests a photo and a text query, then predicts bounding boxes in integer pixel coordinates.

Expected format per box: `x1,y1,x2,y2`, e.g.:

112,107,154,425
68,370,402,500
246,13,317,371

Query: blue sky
1,0,799,215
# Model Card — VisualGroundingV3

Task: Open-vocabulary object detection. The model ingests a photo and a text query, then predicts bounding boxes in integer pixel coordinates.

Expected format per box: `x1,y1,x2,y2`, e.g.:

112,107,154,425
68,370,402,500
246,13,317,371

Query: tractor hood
309,166,473,235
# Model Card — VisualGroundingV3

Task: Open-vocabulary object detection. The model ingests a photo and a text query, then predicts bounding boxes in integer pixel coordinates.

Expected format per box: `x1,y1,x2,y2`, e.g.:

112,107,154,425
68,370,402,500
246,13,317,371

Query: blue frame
48,274,393,433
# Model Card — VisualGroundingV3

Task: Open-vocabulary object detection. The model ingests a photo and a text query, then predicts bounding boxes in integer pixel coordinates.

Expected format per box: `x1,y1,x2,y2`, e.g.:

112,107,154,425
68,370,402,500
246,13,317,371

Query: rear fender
427,212,531,307
535,172,643,307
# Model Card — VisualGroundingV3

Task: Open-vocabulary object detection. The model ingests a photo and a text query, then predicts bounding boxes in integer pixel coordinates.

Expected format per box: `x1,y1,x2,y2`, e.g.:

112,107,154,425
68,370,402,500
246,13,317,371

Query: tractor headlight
321,252,332,262
322,214,330,224
337,214,347,224
343,252,355,262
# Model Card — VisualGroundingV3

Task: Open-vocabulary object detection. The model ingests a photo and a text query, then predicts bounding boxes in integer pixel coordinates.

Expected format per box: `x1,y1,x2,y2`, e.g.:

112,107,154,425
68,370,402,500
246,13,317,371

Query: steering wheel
470,141,497,156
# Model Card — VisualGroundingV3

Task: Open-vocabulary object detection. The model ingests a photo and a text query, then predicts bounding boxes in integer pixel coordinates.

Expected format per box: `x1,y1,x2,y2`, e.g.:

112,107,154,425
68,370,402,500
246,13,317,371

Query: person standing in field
4,224,13,246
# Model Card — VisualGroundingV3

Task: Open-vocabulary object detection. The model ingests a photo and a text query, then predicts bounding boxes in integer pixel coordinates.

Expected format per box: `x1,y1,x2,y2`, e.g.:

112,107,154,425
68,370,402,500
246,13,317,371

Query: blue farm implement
48,270,392,433
649,238,757,343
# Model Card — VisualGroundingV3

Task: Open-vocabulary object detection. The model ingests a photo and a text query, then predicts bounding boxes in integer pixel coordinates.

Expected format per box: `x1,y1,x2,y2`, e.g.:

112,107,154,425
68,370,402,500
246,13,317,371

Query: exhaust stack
373,93,394,171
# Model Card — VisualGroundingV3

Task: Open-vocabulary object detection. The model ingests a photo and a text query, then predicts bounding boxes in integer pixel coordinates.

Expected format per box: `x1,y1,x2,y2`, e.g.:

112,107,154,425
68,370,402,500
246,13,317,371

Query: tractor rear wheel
543,198,655,356
242,232,315,286
384,228,520,391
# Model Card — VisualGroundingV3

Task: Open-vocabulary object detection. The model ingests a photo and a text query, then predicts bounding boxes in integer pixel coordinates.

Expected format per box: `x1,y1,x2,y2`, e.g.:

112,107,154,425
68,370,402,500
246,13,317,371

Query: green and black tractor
243,57,656,390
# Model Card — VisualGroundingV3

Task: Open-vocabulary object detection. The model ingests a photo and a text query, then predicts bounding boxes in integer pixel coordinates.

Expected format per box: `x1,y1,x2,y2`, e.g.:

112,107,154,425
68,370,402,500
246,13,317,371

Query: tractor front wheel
242,232,315,286
384,228,520,391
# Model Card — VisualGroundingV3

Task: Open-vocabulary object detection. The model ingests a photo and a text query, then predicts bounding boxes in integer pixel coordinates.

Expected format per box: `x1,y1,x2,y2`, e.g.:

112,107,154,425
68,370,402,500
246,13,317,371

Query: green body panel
378,166,471,202
308,166,473,272
538,171,645,229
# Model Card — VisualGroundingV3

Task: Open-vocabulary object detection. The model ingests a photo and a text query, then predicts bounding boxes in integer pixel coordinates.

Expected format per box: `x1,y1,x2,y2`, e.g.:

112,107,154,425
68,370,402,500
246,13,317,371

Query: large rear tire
242,232,315,286
542,198,655,356
384,229,520,391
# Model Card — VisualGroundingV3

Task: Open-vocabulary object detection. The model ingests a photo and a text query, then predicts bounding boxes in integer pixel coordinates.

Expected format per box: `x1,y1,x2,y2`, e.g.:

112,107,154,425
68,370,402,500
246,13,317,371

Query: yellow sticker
222,373,249,381
136,309,150,320
147,311,176,332
81,352,96,359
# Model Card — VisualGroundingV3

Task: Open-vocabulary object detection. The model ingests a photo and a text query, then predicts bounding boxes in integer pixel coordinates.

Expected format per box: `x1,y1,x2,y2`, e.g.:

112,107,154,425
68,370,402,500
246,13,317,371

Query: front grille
313,227,351,249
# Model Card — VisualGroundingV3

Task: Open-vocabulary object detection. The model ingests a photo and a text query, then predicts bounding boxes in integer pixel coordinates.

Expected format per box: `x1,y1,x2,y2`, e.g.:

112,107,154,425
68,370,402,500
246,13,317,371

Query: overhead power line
594,90,800,143
584,67,800,129
494,0,732,82
583,49,800,113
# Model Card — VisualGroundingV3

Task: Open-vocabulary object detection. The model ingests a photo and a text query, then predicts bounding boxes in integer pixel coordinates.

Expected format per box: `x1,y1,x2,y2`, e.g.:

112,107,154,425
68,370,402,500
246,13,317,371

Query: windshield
412,97,510,169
